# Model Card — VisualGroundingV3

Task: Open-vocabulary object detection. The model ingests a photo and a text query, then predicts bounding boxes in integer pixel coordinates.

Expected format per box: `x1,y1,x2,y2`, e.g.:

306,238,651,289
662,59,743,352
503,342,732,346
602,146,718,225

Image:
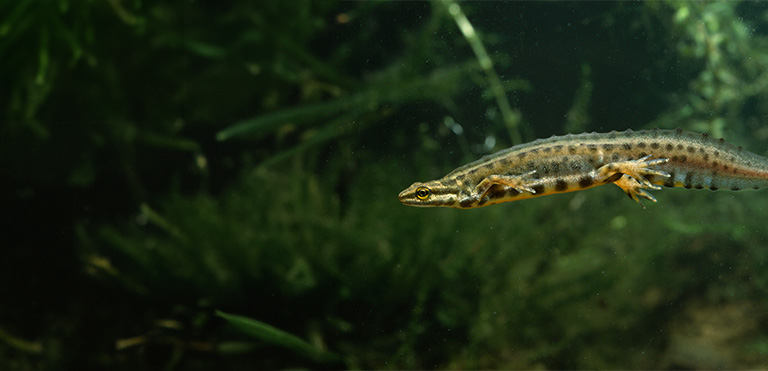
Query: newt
398,128,768,208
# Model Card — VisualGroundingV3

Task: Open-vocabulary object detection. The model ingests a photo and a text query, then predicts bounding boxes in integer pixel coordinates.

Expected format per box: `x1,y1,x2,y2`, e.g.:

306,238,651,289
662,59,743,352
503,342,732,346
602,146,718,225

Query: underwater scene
3,1,768,369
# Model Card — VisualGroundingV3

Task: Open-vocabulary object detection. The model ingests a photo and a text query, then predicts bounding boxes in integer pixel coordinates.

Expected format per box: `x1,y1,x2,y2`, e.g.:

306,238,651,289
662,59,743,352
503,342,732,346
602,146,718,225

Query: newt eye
415,187,431,200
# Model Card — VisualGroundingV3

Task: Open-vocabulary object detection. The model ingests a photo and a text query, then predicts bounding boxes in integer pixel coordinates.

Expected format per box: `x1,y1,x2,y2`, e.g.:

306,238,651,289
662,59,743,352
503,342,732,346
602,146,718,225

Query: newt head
398,180,460,208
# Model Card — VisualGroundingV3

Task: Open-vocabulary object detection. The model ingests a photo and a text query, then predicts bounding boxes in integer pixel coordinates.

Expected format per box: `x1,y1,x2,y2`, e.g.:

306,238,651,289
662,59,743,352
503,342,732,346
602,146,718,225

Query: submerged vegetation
3,1,768,369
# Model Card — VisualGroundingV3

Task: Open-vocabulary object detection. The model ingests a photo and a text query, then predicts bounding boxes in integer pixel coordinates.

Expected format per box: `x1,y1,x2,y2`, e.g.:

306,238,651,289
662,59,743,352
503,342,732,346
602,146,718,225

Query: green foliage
216,310,341,364
5,0,768,369
216,63,471,167
78,146,768,368
650,2,768,140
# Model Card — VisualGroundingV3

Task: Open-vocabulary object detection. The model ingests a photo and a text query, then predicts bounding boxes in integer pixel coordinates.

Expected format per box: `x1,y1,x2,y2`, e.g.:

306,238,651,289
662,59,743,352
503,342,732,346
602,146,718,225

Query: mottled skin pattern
399,128,768,208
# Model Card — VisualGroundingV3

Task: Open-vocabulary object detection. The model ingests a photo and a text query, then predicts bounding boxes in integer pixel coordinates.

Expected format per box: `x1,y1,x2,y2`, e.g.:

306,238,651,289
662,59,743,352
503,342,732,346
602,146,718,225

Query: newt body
398,128,768,208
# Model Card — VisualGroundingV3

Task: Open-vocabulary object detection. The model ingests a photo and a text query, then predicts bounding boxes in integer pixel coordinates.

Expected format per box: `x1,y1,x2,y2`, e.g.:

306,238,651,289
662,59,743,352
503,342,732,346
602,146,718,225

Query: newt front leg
473,170,538,199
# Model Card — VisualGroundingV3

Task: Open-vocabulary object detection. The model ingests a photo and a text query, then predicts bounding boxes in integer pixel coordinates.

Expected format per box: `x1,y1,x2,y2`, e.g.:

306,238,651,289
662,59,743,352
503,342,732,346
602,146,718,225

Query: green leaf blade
215,310,342,364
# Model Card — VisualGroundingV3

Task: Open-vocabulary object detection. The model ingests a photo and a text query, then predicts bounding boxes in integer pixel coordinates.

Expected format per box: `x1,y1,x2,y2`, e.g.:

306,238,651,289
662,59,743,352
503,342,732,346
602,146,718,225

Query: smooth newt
398,128,768,208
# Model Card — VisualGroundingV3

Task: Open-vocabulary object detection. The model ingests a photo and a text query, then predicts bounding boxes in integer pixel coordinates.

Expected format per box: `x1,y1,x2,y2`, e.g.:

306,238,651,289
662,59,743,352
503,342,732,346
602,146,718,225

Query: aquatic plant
4,0,768,369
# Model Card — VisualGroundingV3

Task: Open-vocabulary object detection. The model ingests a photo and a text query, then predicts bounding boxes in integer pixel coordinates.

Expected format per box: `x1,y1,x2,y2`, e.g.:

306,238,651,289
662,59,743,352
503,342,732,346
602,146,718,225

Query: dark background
2,1,768,369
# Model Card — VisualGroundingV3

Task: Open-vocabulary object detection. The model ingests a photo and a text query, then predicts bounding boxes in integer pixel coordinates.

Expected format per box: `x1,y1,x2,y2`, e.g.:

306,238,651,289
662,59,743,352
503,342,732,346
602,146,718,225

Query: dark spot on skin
671,156,678,162
602,144,614,151
550,163,559,172
754,185,760,190
622,143,632,150
666,143,674,151
587,144,598,152
553,145,564,152
664,174,675,187
484,163,494,170
703,132,709,138
694,185,703,189
508,188,520,197
532,184,545,194
638,152,648,158
570,162,582,171
526,161,535,170
699,147,706,153
579,175,594,188
714,150,720,157
677,144,684,150
500,158,511,166
703,154,709,161
555,179,568,191
612,153,620,161
530,148,540,154
478,198,488,206
488,186,507,199
731,187,741,191
518,152,527,159
637,142,647,149
539,165,549,174
687,146,695,153
719,138,725,144
543,147,552,153
730,156,736,162
675,127,683,134
651,142,660,149
679,155,687,163
468,169,478,176
604,173,622,183
710,186,718,191
738,146,744,152
569,146,577,154
455,174,465,181
712,161,719,168
460,199,474,208
684,173,693,189
724,165,729,170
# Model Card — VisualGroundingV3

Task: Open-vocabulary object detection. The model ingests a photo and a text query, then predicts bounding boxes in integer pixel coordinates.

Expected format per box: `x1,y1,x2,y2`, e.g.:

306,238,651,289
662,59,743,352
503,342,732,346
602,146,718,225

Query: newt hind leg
597,155,671,207
613,174,659,207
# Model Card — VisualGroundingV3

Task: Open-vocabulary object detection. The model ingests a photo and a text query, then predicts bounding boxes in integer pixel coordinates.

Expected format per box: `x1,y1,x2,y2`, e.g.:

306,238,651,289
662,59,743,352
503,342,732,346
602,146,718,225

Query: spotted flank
398,128,768,209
